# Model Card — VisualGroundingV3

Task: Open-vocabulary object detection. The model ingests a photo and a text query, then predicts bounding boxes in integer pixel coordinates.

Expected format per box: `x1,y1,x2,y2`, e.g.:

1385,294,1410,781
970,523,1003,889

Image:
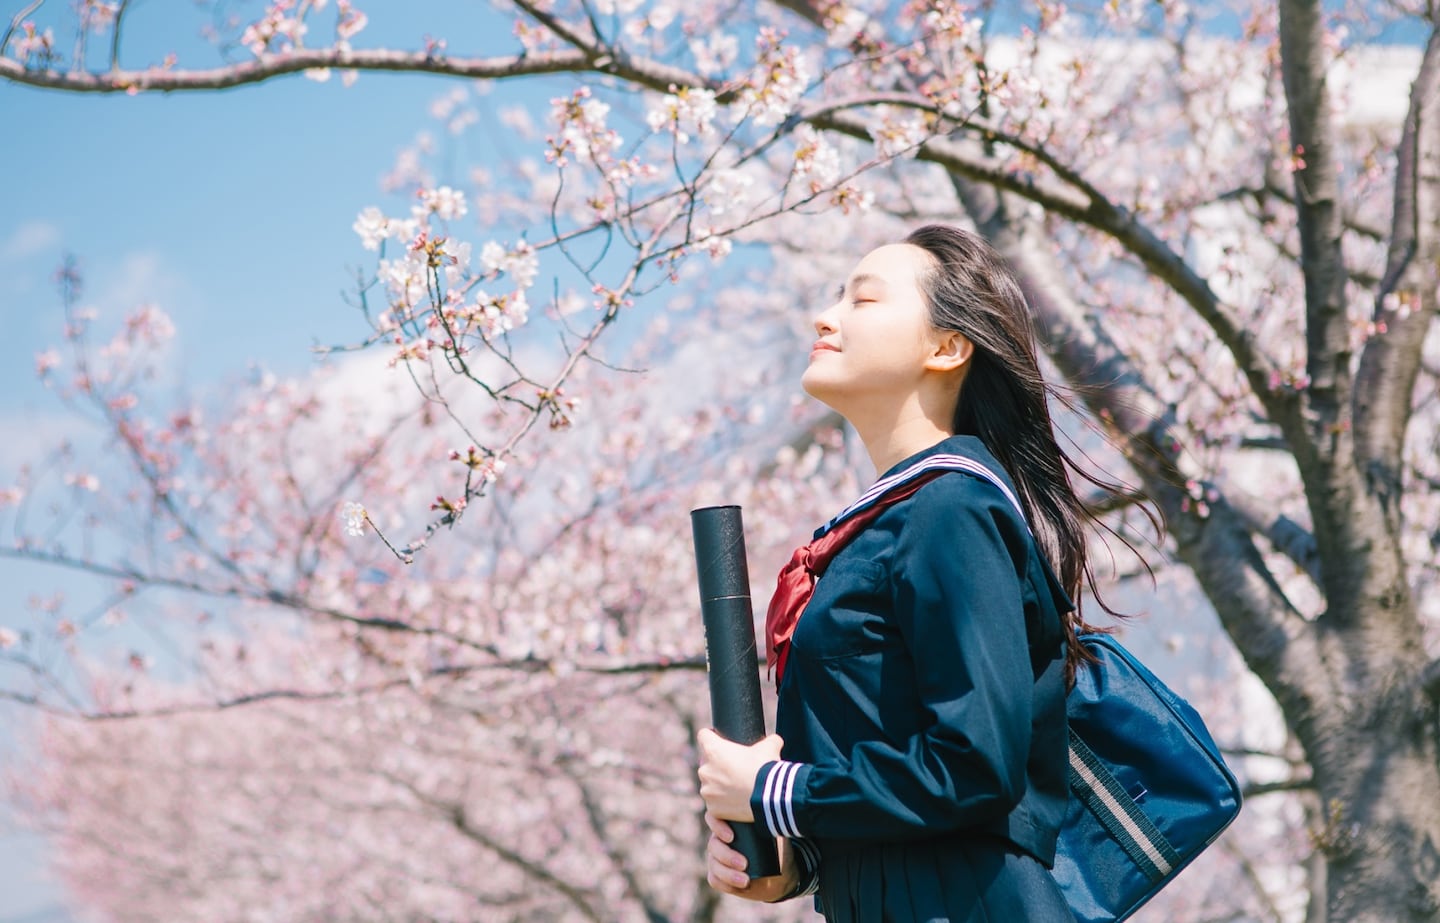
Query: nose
813,302,838,337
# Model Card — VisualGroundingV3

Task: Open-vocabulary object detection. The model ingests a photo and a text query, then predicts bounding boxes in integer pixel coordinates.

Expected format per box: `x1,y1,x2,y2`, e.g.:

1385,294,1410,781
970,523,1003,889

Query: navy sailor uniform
749,435,1076,921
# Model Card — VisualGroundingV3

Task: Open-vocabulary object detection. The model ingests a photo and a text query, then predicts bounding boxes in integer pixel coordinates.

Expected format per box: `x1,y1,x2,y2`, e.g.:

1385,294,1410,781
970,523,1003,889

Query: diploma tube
690,505,782,879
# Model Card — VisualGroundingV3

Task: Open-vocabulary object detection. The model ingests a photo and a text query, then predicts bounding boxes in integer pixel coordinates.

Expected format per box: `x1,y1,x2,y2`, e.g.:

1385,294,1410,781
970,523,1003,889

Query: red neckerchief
764,470,948,686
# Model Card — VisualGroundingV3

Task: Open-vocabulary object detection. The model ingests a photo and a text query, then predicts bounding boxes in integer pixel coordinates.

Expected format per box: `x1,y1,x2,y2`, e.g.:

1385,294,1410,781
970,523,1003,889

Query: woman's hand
704,811,798,902
696,729,784,822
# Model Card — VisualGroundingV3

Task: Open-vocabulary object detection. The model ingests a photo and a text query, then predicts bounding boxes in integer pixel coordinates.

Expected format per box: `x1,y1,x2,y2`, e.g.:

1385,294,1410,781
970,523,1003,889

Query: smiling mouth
810,342,839,354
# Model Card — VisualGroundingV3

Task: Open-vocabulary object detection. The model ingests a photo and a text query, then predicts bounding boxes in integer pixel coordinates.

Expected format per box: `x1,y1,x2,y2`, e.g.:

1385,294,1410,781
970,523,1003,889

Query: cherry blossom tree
4,0,1440,920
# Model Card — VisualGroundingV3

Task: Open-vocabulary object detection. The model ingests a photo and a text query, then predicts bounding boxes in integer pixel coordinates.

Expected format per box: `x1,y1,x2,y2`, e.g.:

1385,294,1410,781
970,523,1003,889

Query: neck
816,374,964,475
850,408,955,475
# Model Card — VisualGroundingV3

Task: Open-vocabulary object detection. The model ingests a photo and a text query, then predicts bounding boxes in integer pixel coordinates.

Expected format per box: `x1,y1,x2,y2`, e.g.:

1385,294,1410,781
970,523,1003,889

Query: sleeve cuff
790,835,821,897
750,759,809,840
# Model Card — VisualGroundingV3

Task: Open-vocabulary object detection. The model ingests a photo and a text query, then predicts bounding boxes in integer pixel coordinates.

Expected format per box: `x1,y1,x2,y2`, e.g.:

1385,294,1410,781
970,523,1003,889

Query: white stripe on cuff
779,761,800,837
762,760,803,839
761,761,783,838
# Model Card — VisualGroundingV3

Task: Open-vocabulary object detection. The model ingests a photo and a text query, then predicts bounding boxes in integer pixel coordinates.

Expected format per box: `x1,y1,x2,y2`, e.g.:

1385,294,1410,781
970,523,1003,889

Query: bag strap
1067,731,1182,882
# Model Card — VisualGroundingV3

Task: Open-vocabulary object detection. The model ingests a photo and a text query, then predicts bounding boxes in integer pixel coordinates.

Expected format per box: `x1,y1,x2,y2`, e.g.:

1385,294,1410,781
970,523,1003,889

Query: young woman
696,225,1110,921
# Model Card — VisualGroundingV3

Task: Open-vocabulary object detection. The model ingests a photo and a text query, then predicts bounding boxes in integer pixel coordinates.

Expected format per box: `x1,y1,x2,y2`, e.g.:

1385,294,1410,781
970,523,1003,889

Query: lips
810,341,839,355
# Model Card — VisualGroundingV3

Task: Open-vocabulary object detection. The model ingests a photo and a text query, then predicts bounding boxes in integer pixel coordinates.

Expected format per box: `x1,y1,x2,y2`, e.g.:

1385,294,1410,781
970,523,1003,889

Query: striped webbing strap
1067,730,1181,882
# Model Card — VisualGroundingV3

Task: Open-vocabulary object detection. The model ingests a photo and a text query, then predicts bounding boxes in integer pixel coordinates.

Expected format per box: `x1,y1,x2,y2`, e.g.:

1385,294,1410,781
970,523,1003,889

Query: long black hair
904,224,1137,676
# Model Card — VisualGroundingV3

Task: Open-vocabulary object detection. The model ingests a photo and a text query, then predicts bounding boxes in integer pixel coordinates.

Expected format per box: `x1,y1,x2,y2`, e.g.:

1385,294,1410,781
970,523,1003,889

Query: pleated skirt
815,836,1075,923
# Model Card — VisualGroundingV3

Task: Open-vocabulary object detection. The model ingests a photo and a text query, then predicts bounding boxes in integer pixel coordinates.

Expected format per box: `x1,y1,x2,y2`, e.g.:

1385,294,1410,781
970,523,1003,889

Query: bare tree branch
1219,181,1390,243
1219,837,1293,923
1226,485,1323,586
1245,776,1316,798
1082,487,1149,517
0,0,45,59
1223,184,1385,288
512,0,602,56
416,786,606,923
1222,744,1307,762
108,0,131,73
0,45,700,94
1354,25,1440,518
0,545,705,709
558,754,670,921
1278,0,1354,442
1,654,703,721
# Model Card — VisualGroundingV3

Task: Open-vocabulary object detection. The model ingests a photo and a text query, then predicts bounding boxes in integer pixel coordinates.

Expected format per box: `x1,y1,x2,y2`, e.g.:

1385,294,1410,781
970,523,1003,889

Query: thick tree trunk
1301,644,1440,921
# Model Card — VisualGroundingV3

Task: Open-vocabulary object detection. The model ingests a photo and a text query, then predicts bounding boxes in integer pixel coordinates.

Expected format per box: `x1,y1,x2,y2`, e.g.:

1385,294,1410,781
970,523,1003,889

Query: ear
924,330,973,373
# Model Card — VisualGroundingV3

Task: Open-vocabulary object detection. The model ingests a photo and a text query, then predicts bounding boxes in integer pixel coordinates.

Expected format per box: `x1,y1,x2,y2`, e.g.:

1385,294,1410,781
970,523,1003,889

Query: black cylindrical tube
691,505,782,879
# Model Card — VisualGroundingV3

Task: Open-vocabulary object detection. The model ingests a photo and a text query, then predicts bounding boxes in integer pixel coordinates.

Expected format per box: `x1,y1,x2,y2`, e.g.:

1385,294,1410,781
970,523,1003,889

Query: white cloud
0,222,61,264
0,410,101,480
102,250,178,309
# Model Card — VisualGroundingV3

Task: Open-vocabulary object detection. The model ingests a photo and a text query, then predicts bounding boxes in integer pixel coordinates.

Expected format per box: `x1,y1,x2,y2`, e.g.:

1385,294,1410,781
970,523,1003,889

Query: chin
799,366,826,398
800,369,847,412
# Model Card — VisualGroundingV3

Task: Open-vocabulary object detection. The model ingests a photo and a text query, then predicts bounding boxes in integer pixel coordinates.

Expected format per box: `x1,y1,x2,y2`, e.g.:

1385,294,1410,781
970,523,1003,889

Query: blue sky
0,4,548,918
1,2,511,412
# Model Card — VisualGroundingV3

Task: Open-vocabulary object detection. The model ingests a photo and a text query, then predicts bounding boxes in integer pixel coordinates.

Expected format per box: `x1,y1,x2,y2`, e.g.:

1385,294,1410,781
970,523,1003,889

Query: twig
1,0,46,58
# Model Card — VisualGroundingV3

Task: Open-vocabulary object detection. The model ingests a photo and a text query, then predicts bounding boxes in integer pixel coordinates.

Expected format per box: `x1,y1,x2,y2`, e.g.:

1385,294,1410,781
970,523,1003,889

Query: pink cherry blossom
646,86,719,144
340,501,367,537
335,0,367,41
416,185,468,221
34,349,61,376
352,206,390,250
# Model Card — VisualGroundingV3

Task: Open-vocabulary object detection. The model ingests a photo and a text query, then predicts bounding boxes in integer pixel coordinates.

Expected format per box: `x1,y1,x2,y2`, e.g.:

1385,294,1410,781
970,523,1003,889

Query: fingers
704,814,746,877
706,834,751,892
706,864,750,894
696,727,719,760
707,832,747,872
703,810,735,843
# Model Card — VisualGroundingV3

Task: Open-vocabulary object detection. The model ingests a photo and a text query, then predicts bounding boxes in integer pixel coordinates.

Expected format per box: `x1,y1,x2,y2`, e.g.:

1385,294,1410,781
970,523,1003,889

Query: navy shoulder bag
1051,633,1243,922
960,461,1244,922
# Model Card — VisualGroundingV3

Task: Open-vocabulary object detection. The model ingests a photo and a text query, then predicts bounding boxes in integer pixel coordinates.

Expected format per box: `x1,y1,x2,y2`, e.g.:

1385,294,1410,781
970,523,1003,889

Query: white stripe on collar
819,453,1028,536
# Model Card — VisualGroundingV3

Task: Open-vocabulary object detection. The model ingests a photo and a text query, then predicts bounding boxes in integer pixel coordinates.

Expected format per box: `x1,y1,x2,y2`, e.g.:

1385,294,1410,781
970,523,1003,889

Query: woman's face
801,243,958,414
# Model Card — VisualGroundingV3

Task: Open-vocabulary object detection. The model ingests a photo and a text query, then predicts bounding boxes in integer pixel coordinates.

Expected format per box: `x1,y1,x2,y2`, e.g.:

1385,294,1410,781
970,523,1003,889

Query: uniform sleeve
774,836,821,902
749,476,1033,843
